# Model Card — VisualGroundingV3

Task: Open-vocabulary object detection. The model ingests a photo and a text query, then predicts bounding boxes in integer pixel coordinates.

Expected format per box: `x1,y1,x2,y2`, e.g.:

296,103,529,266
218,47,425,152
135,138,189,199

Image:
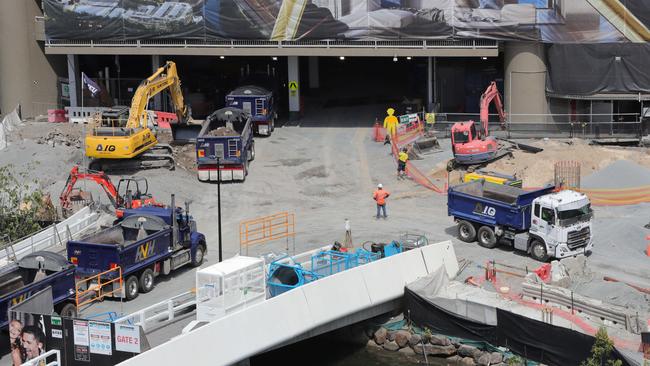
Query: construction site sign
289,81,298,97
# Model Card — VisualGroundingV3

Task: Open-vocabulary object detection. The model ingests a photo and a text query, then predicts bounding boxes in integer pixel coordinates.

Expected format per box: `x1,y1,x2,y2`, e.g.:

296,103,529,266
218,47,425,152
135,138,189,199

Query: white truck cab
525,190,593,261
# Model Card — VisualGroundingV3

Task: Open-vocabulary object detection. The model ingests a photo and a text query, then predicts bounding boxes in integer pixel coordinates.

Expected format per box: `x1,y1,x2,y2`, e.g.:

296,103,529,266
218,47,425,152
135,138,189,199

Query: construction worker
398,147,409,179
373,183,390,219
383,108,398,145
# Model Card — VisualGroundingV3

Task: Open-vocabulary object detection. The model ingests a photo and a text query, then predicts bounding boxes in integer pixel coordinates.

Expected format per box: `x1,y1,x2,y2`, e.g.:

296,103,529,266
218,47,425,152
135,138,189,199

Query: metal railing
240,212,296,255
114,291,196,332
22,349,61,366
417,112,644,139
75,266,123,308
46,39,498,49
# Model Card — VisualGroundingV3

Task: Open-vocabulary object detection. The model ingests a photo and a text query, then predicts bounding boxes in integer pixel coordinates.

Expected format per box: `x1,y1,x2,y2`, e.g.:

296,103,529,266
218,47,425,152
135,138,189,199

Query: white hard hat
377,183,383,188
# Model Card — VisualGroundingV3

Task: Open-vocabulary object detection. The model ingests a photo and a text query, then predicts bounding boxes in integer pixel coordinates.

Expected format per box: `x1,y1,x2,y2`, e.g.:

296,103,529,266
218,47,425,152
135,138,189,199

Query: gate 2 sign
115,324,141,353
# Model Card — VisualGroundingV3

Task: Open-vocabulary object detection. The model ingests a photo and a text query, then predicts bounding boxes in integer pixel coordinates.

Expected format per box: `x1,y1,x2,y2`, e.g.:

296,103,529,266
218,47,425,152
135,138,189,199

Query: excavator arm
127,61,190,130
59,166,120,211
479,81,507,137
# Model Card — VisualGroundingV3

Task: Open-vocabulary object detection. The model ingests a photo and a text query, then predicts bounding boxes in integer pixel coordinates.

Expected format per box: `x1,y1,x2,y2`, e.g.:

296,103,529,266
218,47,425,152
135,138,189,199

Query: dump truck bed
448,181,554,231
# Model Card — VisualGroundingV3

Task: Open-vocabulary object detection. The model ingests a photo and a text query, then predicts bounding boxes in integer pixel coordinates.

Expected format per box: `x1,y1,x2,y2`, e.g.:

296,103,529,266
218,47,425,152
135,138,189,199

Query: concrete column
427,57,433,111
152,55,162,110
0,0,64,118
504,42,549,124
67,55,79,108
308,56,319,89
287,56,300,119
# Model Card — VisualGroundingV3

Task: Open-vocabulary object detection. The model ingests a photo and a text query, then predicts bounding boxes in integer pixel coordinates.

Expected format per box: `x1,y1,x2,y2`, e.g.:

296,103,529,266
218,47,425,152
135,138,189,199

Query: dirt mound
428,139,650,188
582,160,650,189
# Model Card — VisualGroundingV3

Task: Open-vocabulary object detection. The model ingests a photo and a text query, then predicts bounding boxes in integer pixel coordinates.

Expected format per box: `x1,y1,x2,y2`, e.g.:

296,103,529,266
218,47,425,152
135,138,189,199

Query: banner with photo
43,0,642,42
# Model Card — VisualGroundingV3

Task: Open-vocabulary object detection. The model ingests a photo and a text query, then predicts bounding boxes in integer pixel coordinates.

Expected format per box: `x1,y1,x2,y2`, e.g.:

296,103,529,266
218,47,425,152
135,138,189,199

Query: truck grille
567,227,590,249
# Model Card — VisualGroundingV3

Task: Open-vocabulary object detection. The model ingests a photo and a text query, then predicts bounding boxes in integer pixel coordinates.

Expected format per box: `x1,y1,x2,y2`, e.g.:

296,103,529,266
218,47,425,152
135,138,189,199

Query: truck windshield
557,203,592,225
453,131,470,143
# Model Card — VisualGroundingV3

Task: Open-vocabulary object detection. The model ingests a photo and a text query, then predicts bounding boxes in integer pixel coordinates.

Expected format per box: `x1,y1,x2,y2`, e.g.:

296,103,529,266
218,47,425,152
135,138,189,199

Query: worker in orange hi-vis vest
383,108,398,145
373,183,390,219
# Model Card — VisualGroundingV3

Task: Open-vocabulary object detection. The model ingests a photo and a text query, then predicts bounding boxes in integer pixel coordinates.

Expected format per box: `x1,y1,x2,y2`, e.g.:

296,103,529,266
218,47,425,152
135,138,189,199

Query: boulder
395,330,411,348
429,334,452,346
477,353,491,366
387,330,397,342
383,340,400,352
461,357,477,366
408,334,422,347
490,352,503,364
373,328,387,345
366,339,381,348
398,347,416,356
412,344,456,356
458,345,481,359
447,355,463,363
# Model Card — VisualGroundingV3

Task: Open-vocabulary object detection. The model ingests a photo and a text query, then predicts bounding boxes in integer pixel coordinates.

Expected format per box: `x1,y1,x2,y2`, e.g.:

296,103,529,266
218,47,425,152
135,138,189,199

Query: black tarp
404,287,635,366
404,287,498,344
546,43,650,95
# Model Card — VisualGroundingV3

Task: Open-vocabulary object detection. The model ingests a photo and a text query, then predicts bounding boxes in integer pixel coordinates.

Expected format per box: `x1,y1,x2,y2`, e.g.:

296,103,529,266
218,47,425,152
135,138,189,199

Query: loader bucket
170,122,202,143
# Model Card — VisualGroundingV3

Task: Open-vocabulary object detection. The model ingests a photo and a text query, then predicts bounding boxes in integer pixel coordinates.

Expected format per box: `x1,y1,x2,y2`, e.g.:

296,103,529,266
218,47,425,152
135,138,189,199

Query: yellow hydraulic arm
126,61,189,129
85,61,189,162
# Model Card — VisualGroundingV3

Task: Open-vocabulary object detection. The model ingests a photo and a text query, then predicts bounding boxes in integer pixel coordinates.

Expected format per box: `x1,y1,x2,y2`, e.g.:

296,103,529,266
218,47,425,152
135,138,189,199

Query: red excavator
448,81,507,171
59,165,161,218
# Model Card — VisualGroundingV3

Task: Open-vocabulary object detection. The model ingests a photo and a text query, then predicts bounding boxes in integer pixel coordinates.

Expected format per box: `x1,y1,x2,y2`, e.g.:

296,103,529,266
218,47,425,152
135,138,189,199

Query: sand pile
428,139,650,188
582,160,650,189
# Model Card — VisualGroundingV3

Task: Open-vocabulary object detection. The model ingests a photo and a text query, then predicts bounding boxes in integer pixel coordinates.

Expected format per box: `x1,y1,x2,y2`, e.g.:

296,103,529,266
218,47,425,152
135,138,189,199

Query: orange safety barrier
372,122,387,142
75,266,123,308
239,212,296,255
154,111,177,129
390,139,444,193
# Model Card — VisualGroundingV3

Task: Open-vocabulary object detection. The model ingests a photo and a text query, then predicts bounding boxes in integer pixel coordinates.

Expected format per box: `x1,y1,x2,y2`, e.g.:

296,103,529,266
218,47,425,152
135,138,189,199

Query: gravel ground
1,112,650,359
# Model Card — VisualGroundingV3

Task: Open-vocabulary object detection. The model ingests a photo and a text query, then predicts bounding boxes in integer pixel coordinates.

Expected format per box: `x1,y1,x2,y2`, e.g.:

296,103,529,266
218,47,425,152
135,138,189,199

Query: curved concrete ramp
120,241,458,366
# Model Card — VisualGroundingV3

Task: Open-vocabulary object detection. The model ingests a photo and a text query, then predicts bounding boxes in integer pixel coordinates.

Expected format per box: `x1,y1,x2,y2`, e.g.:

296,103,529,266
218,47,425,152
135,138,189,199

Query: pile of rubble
368,327,518,366
172,144,197,172
37,129,81,148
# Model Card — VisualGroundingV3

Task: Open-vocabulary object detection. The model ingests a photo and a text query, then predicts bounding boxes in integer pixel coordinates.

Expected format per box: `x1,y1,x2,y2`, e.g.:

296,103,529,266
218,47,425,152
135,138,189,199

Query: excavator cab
117,177,152,209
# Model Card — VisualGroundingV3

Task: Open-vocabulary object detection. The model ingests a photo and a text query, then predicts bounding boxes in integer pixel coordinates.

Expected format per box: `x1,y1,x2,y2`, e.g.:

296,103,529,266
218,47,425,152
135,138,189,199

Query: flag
81,72,101,98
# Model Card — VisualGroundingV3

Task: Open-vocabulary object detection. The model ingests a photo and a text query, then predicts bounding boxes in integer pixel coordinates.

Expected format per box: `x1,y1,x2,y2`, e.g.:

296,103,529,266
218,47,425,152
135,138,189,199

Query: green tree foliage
581,327,623,366
0,165,55,243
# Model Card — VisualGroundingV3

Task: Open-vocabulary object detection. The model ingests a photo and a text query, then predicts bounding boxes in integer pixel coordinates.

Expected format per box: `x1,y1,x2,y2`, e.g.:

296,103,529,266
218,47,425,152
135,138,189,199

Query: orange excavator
59,166,162,218
448,81,508,171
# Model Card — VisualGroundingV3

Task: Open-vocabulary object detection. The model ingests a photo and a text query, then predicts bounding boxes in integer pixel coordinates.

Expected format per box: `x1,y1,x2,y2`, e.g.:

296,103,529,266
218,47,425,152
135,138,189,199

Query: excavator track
89,144,176,172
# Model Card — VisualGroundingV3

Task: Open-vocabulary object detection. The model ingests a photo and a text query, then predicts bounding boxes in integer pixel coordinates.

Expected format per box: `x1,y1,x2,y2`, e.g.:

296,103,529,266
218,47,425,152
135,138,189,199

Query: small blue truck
0,251,77,328
226,85,276,136
68,197,206,300
448,180,593,261
196,107,255,182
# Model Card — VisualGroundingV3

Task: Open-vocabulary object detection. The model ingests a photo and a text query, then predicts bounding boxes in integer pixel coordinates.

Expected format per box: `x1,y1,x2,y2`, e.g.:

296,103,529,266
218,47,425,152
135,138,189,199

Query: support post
67,55,79,108
217,157,223,262
287,56,300,120
152,55,161,110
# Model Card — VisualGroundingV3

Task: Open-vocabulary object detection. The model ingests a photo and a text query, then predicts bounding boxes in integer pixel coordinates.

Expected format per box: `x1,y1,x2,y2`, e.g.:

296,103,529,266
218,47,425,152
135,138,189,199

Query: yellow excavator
85,61,193,171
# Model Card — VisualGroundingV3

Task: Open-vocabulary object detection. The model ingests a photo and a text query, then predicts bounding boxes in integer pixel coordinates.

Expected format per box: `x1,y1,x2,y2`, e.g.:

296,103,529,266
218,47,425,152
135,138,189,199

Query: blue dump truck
448,180,593,261
68,196,206,300
196,107,255,182
226,85,276,136
0,252,77,328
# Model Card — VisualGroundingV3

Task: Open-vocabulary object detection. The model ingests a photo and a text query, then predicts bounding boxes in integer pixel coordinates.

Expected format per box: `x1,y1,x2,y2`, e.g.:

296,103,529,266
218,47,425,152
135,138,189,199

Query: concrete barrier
119,240,457,366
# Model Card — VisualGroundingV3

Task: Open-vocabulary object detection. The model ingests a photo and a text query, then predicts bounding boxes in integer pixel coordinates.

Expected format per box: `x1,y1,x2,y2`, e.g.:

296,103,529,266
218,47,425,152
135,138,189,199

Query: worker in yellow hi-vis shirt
383,108,398,145
397,147,409,179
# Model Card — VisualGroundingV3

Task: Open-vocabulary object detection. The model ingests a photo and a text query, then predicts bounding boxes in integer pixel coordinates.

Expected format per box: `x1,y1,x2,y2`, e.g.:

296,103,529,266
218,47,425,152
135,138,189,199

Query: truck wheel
59,302,77,318
271,118,275,132
249,142,255,161
457,221,476,243
125,275,139,300
192,244,205,267
139,268,155,293
530,240,549,262
477,226,498,249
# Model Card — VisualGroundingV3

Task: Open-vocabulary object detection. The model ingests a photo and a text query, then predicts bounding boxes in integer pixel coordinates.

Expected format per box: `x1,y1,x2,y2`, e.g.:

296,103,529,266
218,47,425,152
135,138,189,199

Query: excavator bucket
170,122,202,144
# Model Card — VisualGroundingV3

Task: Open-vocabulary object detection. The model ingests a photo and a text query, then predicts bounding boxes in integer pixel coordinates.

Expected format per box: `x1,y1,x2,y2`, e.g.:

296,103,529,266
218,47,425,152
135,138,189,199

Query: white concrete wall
119,240,457,366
